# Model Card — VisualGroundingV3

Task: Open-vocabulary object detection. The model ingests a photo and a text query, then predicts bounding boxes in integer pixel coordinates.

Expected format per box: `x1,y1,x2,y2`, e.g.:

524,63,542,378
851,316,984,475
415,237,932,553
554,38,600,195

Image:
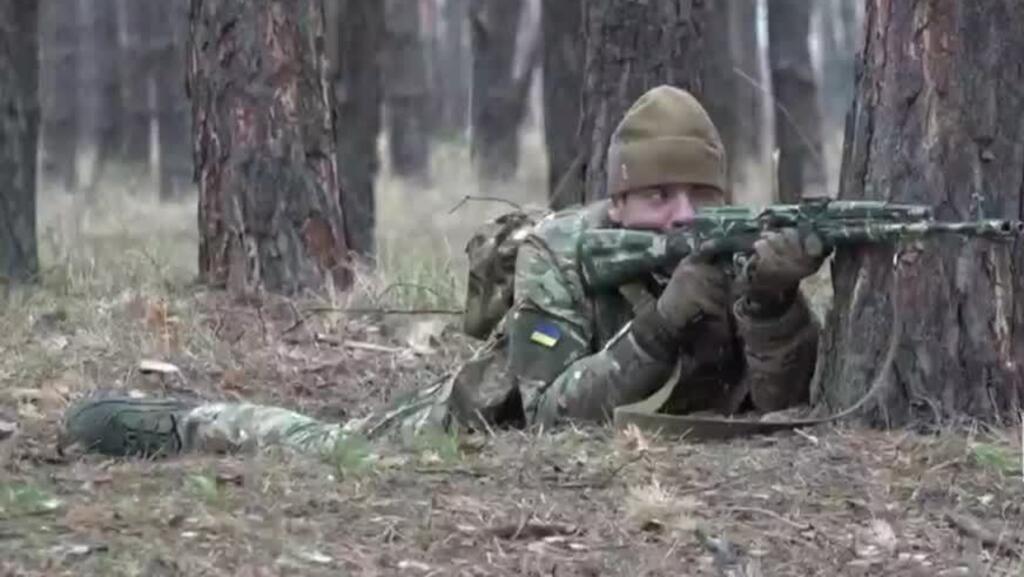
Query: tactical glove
630,249,731,362
741,228,830,317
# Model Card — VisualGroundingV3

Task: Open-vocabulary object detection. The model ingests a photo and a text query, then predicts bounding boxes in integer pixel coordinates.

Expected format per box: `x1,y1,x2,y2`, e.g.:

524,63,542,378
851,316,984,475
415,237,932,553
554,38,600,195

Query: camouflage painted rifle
579,198,1024,291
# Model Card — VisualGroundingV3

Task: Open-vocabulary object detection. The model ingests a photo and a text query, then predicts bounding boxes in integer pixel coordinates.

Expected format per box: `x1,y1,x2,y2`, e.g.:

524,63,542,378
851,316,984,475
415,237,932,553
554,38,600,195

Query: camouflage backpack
462,208,550,340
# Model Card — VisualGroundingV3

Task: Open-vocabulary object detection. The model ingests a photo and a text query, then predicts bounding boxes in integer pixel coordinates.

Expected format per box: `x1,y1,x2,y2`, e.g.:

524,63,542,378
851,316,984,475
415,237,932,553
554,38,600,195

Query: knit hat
606,85,728,199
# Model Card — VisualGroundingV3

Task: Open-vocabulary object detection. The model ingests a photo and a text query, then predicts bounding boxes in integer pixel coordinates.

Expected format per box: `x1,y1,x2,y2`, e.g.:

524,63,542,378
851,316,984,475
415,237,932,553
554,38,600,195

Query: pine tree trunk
469,0,537,182
579,0,711,202
39,0,77,192
0,0,40,283
541,0,583,207
817,0,1024,427
767,0,826,201
383,0,430,180
330,0,383,259
189,0,351,296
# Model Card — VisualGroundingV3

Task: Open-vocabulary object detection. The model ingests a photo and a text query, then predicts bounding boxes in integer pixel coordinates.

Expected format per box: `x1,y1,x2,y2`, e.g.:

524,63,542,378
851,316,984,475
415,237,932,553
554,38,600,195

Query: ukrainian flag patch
529,321,561,348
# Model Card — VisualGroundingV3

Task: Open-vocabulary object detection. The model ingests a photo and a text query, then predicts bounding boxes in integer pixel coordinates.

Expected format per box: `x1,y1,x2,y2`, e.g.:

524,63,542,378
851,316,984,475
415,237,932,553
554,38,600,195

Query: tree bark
189,0,351,296
383,0,430,180
579,0,711,202
329,0,383,259
767,0,827,201
469,0,538,182
0,0,40,283
817,0,1024,427
541,0,583,207
38,0,77,192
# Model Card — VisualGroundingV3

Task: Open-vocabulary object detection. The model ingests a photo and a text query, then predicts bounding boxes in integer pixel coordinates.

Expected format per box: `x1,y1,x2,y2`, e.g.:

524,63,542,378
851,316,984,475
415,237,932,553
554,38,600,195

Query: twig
724,506,811,531
372,282,451,306
557,453,646,489
281,306,463,336
448,195,524,215
314,336,408,355
488,521,579,540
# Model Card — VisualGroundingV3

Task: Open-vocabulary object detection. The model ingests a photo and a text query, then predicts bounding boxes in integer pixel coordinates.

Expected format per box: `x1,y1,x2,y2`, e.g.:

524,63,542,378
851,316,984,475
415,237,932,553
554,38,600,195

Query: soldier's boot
60,396,196,458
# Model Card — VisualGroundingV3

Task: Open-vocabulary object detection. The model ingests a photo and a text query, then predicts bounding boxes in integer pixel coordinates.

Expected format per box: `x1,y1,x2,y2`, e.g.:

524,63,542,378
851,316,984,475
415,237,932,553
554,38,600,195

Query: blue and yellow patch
529,321,562,348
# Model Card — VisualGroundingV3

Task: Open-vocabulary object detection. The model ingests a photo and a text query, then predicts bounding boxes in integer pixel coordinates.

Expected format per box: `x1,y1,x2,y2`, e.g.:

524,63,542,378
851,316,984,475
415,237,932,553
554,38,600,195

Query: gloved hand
656,250,731,331
630,247,732,363
741,228,830,313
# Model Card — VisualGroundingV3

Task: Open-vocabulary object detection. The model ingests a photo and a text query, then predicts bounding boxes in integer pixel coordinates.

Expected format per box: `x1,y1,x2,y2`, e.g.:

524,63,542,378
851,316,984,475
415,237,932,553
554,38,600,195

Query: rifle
578,198,1024,291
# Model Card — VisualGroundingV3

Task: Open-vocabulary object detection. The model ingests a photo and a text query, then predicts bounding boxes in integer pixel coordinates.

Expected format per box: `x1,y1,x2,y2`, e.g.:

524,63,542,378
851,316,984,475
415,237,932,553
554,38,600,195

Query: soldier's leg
181,402,346,455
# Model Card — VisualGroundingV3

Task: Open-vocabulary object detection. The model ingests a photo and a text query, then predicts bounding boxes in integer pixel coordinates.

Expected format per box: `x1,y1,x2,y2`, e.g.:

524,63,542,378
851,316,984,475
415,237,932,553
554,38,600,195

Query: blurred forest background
2,0,862,299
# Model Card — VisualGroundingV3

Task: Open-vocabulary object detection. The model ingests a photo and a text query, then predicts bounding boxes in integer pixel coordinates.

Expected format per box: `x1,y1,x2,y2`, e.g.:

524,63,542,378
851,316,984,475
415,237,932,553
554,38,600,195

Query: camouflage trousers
178,378,455,457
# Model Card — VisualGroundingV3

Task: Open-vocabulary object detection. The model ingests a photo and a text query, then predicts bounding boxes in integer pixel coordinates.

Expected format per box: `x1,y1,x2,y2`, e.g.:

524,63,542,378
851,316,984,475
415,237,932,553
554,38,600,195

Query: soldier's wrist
631,301,694,362
741,287,798,320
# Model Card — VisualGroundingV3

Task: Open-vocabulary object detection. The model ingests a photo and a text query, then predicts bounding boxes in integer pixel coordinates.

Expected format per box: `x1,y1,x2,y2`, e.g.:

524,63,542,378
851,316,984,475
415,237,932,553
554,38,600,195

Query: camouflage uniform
61,85,820,458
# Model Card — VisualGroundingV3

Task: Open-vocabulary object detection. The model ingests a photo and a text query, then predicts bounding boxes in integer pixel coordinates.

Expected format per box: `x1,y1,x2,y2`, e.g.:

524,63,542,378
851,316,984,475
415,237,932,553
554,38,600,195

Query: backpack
462,207,550,340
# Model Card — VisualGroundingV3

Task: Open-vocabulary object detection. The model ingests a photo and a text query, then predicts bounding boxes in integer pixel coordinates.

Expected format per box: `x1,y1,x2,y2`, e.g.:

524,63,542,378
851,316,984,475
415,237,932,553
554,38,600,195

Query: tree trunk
118,0,156,170
436,0,470,140
189,0,351,296
818,0,862,131
579,0,711,202
469,0,538,182
39,0,77,193
154,0,192,201
702,0,769,204
329,0,383,259
75,0,123,196
541,0,583,207
0,0,40,283
767,0,826,201
817,0,1024,427
383,0,430,180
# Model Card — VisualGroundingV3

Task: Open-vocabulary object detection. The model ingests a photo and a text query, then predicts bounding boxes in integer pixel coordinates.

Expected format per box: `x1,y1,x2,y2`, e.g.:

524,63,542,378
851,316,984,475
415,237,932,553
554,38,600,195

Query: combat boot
60,396,195,458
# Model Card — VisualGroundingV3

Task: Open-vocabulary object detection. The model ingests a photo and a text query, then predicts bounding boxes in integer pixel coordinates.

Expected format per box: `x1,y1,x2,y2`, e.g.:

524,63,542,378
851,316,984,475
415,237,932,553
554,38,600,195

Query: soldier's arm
732,292,819,412
508,236,678,427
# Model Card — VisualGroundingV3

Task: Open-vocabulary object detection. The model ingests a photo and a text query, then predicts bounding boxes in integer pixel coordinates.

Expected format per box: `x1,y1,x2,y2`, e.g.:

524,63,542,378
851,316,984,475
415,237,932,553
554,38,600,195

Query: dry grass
1,129,1023,576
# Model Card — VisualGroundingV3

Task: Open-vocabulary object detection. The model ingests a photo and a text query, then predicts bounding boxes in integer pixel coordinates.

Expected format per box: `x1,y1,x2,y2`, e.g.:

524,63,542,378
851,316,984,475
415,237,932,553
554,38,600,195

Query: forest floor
2,138,1024,576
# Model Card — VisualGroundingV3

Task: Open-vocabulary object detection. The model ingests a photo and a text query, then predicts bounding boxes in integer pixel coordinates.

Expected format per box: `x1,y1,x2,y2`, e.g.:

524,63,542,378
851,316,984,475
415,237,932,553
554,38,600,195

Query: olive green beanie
606,85,728,199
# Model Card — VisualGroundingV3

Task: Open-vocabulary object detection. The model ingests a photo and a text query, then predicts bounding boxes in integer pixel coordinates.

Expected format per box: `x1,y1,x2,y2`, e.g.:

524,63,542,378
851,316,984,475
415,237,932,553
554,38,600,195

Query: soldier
60,85,828,458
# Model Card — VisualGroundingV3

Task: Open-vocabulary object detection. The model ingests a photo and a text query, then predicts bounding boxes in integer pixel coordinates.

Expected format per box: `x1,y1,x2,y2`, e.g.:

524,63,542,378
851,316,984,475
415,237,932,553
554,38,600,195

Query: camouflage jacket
496,200,820,428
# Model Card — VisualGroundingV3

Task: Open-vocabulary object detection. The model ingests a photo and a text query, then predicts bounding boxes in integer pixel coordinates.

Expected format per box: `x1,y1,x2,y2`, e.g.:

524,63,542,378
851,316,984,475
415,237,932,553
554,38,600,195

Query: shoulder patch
529,321,562,348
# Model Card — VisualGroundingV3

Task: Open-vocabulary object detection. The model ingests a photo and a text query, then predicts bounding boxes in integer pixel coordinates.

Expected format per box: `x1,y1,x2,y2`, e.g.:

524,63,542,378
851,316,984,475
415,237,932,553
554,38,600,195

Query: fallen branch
488,521,579,541
448,195,524,215
945,511,1022,558
724,506,811,531
281,306,463,336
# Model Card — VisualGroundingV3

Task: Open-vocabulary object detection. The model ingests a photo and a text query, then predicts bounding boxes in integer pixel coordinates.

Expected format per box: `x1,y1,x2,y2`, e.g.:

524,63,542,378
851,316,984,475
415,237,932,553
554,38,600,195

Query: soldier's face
609,184,724,232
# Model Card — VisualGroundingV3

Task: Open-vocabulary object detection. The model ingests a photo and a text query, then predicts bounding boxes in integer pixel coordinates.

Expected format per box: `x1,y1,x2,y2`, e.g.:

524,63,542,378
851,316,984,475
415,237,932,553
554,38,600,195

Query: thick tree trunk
437,0,470,140
469,0,537,182
39,0,77,192
817,1,1024,427
767,0,827,201
383,0,430,180
0,0,40,283
541,0,583,207
189,0,351,296
329,0,383,259
579,0,711,202
155,0,192,201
